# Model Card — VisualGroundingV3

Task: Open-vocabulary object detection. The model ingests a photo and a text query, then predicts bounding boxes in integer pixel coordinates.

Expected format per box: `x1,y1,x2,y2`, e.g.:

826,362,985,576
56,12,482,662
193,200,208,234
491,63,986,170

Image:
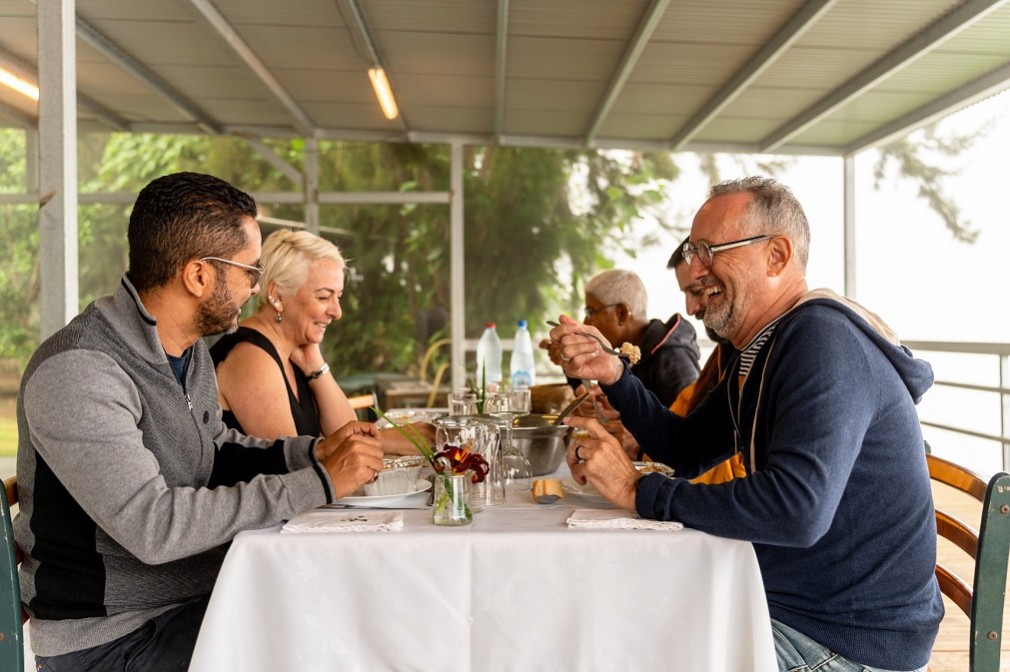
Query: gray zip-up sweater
15,276,333,656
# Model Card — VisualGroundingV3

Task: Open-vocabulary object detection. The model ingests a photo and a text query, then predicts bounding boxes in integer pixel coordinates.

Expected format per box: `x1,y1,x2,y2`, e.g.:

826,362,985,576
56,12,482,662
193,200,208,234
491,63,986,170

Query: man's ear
767,236,792,277
615,303,631,325
181,259,214,298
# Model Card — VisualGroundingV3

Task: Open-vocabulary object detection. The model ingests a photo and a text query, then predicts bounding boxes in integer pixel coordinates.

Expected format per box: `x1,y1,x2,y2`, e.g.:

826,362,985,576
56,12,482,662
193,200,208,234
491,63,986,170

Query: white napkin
281,510,404,533
567,508,683,531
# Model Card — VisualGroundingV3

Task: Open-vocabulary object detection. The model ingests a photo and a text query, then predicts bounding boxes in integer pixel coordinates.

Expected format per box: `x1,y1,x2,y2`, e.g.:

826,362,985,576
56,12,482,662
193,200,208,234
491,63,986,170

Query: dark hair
127,172,258,293
666,235,690,269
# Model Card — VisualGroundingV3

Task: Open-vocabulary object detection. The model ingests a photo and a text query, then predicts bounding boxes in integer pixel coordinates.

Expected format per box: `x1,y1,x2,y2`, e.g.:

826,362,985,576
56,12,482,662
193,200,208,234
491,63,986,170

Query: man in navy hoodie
551,176,942,672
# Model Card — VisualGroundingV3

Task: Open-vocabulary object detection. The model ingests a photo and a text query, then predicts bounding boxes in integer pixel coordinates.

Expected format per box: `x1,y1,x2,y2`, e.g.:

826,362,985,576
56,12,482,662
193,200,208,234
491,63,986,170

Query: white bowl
362,455,425,496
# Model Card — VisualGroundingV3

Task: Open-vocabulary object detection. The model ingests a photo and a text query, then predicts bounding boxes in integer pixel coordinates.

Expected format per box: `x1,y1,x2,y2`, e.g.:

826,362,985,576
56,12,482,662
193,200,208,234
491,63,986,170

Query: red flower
433,442,489,483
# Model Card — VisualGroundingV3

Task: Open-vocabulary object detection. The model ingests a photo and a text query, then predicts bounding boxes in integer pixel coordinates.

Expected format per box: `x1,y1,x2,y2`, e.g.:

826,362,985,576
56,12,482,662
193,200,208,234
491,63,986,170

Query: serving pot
510,413,573,476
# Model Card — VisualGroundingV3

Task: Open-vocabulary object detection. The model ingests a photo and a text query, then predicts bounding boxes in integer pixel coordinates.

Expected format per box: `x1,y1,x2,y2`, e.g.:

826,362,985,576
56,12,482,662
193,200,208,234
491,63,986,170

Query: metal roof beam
239,136,304,184
0,46,127,131
74,16,222,134
493,0,509,142
340,0,409,133
584,0,671,147
0,99,36,128
844,60,1010,154
186,0,316,137
759,0,1008,153
669,0,836,151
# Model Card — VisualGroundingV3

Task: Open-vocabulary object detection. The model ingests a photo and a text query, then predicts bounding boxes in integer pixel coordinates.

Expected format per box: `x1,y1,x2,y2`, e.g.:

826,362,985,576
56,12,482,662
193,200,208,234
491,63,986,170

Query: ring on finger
575,445,585,462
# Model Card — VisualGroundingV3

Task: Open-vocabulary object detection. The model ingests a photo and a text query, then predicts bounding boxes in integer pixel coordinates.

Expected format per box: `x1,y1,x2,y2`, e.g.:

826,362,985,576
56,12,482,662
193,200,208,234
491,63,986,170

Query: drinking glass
448,389,478,416
486,392,533,496
433,414,502,509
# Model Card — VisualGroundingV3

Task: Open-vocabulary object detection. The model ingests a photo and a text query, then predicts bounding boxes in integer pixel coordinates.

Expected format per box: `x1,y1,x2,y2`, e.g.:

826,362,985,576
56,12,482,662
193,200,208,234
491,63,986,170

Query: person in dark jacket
551,176,941,672
539,268,700,407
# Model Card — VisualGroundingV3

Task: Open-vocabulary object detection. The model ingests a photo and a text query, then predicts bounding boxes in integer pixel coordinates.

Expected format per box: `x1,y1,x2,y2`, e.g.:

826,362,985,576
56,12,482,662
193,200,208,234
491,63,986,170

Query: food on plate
619,341,641,364
532,478,564,504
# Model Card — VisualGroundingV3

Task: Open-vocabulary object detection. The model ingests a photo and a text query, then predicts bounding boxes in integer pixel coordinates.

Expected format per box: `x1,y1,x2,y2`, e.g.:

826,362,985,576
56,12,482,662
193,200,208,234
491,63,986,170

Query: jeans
773,619,928,672
34,596,209,672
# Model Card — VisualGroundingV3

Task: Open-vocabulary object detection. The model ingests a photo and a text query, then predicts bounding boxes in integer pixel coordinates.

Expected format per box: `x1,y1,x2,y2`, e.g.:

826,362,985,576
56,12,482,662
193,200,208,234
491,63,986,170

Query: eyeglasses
583,303,619,319
681,234,775,267
200,256,264,286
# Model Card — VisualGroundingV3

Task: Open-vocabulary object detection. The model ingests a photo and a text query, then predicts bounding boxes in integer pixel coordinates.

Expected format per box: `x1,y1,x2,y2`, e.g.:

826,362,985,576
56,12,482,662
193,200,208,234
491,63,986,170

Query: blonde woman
211,229,431,453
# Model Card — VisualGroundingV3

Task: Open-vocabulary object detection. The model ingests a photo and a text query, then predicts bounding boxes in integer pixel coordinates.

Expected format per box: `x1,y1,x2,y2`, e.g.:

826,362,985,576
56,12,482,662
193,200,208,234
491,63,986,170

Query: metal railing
903,341,1010,471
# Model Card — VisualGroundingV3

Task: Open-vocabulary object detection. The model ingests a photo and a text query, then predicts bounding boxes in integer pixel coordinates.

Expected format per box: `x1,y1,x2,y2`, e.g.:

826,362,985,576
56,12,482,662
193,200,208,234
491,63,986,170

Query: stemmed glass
485,389,533,494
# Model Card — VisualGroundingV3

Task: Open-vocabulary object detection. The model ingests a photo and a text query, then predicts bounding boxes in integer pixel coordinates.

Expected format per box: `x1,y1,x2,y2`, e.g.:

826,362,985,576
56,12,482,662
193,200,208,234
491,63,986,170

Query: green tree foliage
0,130,676,381
872,123,987,243
0,131,39,362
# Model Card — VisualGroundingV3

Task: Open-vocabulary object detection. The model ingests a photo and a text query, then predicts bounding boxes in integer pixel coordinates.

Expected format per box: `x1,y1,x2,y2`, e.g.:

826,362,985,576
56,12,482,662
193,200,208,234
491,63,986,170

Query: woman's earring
275,311,283,324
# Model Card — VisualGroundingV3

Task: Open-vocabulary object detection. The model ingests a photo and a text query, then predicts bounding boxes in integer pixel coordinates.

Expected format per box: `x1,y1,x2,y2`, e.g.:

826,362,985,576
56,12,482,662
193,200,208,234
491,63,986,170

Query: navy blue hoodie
605,291,943,670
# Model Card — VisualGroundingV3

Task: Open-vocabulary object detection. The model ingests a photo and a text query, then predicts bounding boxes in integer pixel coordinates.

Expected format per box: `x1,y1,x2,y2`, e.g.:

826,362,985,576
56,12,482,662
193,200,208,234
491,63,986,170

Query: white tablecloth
190,486,776,672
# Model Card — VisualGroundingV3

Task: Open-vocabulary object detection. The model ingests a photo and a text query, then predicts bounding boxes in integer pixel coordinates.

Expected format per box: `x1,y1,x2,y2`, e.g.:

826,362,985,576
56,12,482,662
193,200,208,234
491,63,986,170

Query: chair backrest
0,475,24,671
927,453,1010,672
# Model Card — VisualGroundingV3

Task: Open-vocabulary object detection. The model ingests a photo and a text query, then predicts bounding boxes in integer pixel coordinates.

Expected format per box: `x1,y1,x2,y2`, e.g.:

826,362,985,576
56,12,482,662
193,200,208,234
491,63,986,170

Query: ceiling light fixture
367,67,399,120
0,66,39,101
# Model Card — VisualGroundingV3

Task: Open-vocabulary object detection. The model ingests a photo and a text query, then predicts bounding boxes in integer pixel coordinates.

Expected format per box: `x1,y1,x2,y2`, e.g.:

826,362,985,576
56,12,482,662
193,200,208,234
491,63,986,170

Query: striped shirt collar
738,315,785,380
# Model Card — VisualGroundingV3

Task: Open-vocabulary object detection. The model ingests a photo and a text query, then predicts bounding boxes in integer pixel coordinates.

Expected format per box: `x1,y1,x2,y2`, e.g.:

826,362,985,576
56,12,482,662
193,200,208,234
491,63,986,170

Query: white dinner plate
326,479,432,508
560,478,609,504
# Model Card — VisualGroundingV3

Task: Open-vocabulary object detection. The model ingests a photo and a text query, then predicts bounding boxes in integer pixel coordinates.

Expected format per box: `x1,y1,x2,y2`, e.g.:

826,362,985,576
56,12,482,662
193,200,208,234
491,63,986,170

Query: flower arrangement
372,407,489,525
432,443,489,484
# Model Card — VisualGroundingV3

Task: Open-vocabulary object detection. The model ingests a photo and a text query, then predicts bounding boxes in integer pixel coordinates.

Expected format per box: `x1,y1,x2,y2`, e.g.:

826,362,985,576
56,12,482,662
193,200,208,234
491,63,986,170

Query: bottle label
511,371,532,388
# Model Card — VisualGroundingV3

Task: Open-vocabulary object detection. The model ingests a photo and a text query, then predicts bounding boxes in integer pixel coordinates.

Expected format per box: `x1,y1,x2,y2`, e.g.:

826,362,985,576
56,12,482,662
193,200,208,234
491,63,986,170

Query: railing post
1001,353,1009,471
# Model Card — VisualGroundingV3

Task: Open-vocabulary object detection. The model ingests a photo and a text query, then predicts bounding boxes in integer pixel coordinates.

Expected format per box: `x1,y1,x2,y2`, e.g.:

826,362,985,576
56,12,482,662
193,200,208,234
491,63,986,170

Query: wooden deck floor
930,480,1010,672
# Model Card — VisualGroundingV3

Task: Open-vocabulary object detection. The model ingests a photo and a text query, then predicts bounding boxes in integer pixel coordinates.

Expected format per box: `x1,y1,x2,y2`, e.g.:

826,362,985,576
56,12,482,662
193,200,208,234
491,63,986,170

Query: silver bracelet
306,362,330,381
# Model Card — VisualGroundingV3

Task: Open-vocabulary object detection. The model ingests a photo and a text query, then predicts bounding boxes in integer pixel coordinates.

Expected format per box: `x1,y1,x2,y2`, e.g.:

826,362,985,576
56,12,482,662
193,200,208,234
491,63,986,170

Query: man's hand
316,421,384,499
538,337,565,367
548,315,624,385
564,415,641,511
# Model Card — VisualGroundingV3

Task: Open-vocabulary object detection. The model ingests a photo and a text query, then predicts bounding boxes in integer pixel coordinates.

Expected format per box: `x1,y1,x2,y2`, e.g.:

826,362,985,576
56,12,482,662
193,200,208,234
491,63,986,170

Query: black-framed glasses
681,234,775,267
583,303,619,319
200,256,265,286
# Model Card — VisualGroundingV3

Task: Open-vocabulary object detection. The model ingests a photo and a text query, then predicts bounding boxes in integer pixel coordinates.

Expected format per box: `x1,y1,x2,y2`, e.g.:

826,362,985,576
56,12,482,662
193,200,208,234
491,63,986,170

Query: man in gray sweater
15,172,384,670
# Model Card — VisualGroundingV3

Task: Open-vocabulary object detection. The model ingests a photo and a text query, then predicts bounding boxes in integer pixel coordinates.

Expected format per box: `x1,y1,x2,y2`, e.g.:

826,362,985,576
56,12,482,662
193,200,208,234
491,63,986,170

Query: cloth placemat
282,510,404,533
567,508,683,531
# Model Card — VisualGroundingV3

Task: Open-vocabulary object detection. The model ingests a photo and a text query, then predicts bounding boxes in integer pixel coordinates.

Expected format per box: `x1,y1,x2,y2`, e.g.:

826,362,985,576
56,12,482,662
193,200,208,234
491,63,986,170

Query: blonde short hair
258,229,345,306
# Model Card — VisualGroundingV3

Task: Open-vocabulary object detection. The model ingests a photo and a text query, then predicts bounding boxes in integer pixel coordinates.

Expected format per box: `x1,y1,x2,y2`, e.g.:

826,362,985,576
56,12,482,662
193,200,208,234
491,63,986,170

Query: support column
38,0,79,339
842,154,856,299
304,137,319,234
449,143,466,392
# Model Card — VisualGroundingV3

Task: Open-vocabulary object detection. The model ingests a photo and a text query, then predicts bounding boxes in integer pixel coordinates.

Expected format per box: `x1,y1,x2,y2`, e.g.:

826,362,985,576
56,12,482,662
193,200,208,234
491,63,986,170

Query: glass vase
432,474,472,526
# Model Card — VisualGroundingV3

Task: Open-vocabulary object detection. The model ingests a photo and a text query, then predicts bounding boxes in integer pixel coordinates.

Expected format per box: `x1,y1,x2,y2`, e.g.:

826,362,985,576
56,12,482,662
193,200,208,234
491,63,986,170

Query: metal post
843,153,856,299
304,137,319,234
1001,354,1009,471
449,143,466,392
37,0,79,339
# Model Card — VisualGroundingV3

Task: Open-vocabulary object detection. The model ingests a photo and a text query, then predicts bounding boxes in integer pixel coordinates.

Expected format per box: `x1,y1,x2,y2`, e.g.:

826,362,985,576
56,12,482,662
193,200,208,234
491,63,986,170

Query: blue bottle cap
517,319,528,328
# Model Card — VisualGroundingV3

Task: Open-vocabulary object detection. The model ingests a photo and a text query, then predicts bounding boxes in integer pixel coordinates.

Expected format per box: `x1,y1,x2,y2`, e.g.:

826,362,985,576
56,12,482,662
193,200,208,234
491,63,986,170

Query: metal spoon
552,391,590,426
546,320,624,357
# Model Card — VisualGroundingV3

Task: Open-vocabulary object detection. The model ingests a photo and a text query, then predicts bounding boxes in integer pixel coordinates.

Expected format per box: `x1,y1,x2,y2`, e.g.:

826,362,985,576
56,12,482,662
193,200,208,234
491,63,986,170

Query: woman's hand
290,342,325,376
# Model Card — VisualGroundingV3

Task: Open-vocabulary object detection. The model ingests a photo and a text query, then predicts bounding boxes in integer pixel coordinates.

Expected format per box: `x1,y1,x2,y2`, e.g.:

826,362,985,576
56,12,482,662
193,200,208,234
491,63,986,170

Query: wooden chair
927,453,1010,672
1,475,24,671
347,393,377,420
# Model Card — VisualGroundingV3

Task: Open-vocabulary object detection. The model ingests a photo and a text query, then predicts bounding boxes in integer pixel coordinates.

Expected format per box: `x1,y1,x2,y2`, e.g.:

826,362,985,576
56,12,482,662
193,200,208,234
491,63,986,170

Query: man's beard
703,281,750,343
195,281,241,337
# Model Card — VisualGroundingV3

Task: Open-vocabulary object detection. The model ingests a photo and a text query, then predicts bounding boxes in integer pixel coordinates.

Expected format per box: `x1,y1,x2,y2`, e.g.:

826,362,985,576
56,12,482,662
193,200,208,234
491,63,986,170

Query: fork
546,320,625,357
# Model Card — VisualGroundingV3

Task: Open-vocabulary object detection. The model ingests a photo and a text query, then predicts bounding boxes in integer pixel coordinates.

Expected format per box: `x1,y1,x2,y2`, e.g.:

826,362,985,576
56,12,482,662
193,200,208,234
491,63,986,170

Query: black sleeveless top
210,327,322,437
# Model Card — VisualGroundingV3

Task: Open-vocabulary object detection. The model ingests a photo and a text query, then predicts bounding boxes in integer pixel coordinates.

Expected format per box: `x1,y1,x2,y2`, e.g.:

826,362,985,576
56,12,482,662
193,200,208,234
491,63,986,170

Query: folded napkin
566,508,683,531
281,510,404,534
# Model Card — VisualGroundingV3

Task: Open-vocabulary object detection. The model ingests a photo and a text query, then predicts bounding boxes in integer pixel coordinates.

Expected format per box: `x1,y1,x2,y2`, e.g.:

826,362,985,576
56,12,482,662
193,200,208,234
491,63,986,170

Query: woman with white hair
211,229,431,453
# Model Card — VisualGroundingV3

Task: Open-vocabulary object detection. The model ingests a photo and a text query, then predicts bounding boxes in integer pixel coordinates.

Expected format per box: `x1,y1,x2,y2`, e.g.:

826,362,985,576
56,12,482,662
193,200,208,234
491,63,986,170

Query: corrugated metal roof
1,0,1008,154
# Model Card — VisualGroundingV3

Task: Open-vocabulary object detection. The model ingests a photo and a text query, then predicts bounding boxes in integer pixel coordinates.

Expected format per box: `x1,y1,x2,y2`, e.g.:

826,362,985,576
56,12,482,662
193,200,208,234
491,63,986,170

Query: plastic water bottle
509,320,536,389
475,323,503,388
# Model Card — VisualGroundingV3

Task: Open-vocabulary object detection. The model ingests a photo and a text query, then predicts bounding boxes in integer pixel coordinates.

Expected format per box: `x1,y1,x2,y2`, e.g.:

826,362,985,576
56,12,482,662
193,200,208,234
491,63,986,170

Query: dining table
188,464,777,672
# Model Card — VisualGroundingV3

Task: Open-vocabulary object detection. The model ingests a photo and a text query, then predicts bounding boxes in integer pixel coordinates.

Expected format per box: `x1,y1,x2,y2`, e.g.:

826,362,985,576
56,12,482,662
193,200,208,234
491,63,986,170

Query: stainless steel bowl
510,414,572,476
